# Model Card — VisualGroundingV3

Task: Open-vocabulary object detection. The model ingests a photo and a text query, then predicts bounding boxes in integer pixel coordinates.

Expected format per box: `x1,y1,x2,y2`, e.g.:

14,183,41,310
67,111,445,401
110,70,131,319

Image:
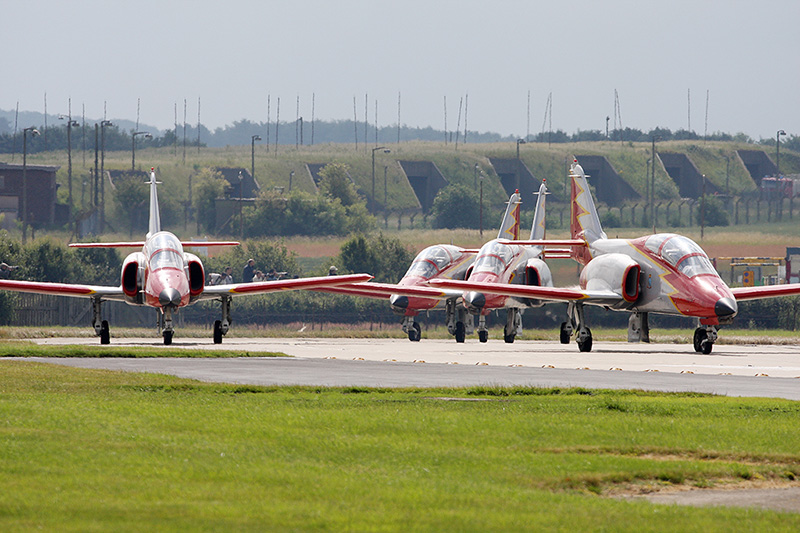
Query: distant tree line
3,118,797,154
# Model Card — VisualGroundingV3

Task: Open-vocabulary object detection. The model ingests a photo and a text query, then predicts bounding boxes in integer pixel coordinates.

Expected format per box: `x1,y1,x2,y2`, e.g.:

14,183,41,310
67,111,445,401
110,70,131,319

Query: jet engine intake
121,252,146,305
580,253,641,304
521,257,554,307
185,253,205,302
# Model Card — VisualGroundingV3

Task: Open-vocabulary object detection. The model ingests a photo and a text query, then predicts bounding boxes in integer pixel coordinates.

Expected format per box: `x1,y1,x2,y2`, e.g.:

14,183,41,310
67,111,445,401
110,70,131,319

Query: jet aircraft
455,180,558,343
318,188,526,342
431,159,800,353
0,169,371,345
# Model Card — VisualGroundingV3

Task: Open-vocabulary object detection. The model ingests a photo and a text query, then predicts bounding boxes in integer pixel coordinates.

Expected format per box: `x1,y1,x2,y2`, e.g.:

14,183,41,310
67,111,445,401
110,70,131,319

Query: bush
430,185,480,229
695,195,729,227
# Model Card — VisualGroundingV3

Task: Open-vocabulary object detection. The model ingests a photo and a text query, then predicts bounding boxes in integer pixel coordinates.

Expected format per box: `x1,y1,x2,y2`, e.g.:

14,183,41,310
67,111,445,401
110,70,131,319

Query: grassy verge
0,361,799,531
0,341,285,358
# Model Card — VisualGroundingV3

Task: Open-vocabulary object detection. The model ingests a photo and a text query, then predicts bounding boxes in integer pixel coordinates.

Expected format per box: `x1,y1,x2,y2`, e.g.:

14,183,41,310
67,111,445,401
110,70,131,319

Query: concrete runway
23,337,800,400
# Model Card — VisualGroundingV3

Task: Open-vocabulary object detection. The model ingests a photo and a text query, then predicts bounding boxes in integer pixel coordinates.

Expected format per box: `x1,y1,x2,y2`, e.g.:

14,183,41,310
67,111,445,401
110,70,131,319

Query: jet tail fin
496,190,522,240
146,167,161,238
569,159,606,264
529,179,547,240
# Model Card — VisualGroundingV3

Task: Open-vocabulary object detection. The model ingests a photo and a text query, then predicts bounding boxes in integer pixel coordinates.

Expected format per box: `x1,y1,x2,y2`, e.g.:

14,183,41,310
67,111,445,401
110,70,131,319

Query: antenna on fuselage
146,167,162,238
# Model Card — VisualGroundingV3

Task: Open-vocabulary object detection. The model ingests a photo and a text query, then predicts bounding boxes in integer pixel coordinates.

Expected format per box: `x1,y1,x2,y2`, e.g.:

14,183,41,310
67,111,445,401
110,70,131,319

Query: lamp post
131,131,152,171
289,170,294,192
59,115,79,211
22,126,40,244
516,138,526,160
777,130,786,176
251,135,262,187
238,170,244,241
473,163,479,189
479,171,484,237
100,120,113,232
651,134,661,233
372,146,390,210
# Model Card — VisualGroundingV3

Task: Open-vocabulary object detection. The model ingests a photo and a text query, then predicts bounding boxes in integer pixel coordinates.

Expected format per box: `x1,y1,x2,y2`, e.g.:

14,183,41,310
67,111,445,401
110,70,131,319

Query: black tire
577,327,593,353
213,320,223,344
559,322,570,344
454,321,466,343
163,330,173,345
408,322,421,342
478,330,488,343
701,339,713,354
693,328,707,353
100,320,110,345
504,333,515,344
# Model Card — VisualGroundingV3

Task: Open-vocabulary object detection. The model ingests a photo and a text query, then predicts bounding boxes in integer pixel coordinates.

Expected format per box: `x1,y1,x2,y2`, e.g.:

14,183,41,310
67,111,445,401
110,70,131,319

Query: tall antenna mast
704,89,710,140
353,96,358,150
443,95,448,145
687,88,691,132
463,92,469,144
527,89,531,140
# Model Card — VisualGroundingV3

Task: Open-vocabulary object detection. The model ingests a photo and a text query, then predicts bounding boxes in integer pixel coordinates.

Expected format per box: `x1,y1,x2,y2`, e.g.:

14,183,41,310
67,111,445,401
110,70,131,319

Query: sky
2,0,798,140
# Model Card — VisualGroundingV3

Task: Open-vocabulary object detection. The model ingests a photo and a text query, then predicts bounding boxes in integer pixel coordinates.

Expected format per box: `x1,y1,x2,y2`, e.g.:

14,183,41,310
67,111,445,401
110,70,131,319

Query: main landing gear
213,295,232,344
561,301,593,352
401,317,422,342
92,297,110,345
504,308,522,344
445,298,472,343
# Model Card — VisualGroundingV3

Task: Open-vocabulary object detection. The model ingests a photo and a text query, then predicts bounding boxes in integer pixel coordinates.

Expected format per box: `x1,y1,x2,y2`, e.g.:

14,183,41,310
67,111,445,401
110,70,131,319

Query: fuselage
463,239,542,314
588,233,737,324
390,244,474,315
142,231,191,309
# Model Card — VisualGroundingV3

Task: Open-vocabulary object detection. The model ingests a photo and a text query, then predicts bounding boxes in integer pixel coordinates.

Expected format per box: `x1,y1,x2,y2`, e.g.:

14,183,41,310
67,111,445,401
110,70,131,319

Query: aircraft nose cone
715,297,737,318
390,295,409,311
465,291,485,311
159,288,182,307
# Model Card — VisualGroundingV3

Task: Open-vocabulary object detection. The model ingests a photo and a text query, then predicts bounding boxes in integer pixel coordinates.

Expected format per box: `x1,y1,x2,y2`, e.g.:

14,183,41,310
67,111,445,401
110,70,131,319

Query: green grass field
1,361,799,531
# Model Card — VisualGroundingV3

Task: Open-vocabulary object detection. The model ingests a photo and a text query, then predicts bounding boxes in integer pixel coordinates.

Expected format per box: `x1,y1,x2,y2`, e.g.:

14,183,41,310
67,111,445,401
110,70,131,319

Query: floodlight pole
132,131,152,171
777,130,786,176
22,126,40,244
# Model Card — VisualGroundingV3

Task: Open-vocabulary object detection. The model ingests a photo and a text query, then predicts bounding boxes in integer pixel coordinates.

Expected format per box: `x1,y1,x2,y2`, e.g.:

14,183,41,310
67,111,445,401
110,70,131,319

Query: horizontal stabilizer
69,241,240,249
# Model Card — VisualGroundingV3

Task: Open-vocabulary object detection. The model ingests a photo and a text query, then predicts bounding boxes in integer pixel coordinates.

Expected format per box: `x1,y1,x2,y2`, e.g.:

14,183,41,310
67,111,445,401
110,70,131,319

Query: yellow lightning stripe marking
627,240,683,315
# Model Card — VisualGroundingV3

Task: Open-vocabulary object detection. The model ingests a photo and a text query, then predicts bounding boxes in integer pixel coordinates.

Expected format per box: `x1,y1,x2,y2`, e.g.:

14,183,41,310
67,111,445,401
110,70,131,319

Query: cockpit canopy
472,241,513,274
404,245,458,279
644,234,717,278
146,232,185,271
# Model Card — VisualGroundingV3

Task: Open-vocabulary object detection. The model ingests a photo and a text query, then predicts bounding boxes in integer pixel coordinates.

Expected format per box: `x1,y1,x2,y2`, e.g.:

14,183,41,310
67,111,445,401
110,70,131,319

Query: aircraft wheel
693,328,707,353
454,321,466,343
478,330,488,343
559,322,570,344
213,320,223,344
408,322,421,342
504,333,515,344
163,330,173,345
701,339,713,355
100,320,110,345
577,327,593,353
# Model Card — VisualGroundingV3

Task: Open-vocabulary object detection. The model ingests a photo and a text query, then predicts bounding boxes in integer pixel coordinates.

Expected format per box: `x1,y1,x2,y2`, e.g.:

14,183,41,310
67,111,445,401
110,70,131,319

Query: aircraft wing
731,283,800,301
0,279,126,300
199,273,373,299
497,239,587,247
69,241,240,248
428,279,622,305
312,281,463,300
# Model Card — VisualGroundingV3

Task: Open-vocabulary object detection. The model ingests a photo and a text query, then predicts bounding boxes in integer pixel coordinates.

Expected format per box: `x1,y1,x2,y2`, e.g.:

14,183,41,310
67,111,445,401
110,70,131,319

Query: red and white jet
318,188,527,342
446,180,559,343
0,168,371,345
431,159,800,353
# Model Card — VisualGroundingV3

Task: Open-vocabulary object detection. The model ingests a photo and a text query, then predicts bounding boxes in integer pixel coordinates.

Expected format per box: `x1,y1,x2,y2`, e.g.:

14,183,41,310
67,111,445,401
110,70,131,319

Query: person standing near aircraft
242,259,255,283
